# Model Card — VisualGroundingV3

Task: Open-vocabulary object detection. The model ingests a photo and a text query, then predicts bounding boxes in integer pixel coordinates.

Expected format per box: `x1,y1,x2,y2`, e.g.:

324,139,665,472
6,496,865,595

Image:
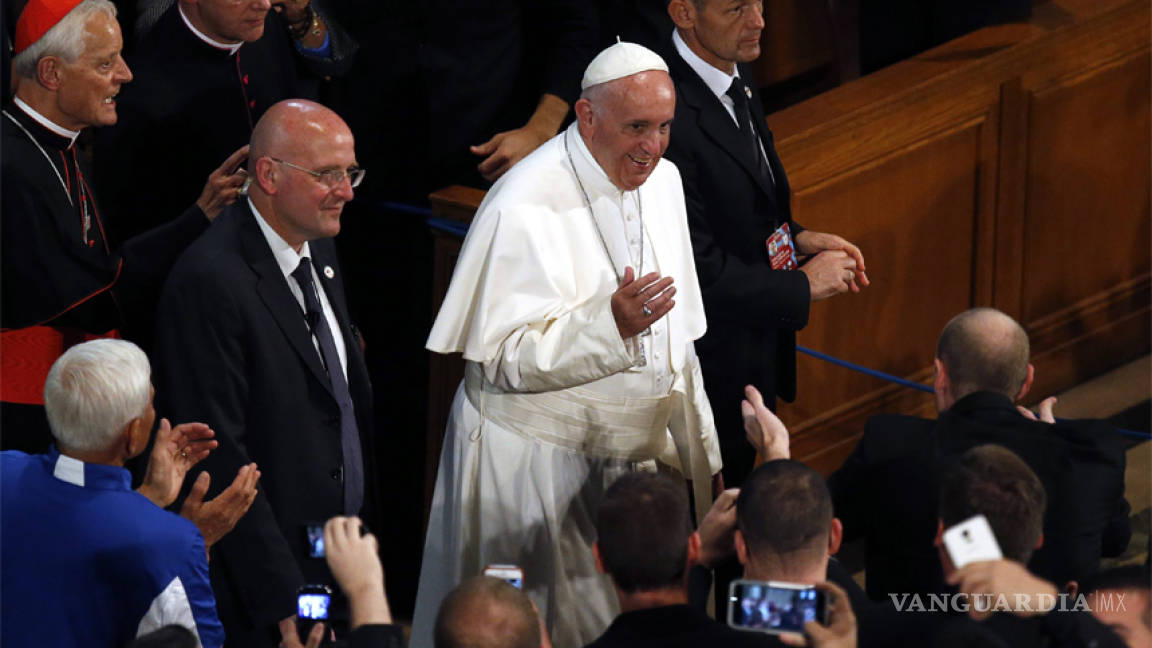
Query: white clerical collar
566,122,639,200
179,4,244,55
12,96,80,146
249,197,312,278
672,29,739,104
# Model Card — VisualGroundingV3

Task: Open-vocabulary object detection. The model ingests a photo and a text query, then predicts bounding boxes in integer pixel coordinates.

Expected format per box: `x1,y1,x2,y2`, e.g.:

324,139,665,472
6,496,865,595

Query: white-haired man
1,0,248,453
0,339,258,647
414,42,723,648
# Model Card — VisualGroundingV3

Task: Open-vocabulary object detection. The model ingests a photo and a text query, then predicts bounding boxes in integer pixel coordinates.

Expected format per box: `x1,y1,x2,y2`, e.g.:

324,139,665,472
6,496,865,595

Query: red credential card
766,223,798,270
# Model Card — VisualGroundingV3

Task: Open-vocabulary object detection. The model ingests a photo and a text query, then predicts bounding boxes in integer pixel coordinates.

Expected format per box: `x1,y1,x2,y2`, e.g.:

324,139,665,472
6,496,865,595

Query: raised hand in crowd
697,487,740,568
180,463,261,550
1017,396,1059,424
324,516,392,629
780,581,858,648
742,384,791,461
195,145,250,221
947,559,1059,621
136,418,217,508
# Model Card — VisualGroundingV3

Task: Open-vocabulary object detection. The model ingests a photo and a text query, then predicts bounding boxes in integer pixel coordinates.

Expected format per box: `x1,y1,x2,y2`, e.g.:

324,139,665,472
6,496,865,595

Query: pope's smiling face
577,71,676,192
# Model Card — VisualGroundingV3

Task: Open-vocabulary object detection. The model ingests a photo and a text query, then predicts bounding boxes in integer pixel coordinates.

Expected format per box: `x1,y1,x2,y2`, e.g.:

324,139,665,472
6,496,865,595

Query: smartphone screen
727,579,826,635
305,524,325,558
297,592,330,620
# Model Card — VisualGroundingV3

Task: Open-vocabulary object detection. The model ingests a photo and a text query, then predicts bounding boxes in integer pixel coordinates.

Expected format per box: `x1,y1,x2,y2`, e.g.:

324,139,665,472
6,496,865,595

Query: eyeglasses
269,157,366,188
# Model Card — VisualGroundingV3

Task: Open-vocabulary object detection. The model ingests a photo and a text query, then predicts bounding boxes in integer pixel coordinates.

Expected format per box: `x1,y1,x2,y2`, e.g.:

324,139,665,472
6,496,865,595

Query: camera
727,579,827,635
296,584,332,645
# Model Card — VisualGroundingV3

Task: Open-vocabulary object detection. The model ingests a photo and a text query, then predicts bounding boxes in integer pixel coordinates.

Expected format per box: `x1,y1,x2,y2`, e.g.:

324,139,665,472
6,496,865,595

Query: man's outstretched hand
181,463,260,549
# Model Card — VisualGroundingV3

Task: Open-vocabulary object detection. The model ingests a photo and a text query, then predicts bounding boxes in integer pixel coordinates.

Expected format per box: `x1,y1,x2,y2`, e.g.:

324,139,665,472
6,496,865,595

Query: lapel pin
323,266,335,279
744,86,752,99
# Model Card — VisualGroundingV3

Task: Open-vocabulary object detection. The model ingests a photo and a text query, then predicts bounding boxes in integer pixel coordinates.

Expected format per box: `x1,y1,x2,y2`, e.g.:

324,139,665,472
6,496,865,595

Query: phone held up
728,579,827,636
483,564,525,590
297,584,333,645
942,513,1003,570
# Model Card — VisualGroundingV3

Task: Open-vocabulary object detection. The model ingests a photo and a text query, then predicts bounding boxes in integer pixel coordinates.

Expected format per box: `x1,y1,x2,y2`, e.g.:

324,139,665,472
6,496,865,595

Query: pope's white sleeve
483,293,638,392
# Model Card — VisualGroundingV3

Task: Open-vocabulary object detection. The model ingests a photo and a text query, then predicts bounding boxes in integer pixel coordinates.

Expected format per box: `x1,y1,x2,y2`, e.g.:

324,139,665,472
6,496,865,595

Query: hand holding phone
296,584,332,646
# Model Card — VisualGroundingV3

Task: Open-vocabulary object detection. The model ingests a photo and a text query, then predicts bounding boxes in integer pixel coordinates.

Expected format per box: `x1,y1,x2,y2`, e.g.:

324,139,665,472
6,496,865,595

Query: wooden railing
425,0,1150,485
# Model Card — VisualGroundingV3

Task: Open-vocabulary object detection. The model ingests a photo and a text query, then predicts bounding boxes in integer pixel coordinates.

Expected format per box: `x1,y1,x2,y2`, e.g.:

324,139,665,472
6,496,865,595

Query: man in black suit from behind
828,308,1131,600
662,0,869,491
586,470,857,647
155,99,376,647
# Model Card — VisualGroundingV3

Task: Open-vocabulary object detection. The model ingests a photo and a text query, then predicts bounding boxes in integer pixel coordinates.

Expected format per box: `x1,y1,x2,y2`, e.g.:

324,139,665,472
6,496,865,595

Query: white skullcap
581,40,669,90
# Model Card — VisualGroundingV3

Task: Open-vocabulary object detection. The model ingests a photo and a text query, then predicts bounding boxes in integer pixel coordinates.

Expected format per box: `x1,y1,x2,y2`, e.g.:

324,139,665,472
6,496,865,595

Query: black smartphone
727,579,827,635
296,584,332,645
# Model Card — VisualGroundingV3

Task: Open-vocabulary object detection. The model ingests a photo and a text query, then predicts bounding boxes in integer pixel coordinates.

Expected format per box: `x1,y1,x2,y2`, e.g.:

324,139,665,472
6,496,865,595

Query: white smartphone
483,564,524,589
942,514,1003,569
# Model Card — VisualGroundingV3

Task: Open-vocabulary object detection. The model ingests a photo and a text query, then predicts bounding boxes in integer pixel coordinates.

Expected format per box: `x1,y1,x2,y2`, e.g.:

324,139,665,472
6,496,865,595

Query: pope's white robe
412,123,723,648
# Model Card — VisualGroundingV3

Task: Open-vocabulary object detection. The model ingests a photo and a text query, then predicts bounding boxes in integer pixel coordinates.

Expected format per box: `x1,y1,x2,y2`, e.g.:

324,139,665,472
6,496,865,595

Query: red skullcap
14,0,85,55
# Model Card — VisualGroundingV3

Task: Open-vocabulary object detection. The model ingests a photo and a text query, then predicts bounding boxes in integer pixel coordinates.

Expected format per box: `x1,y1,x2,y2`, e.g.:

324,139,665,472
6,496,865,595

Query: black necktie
291,257,364,514
725,77,774,189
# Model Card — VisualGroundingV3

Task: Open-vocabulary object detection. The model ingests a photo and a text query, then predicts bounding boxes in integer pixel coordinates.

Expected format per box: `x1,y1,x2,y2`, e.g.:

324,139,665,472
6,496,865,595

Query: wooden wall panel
781,124,986,429
1022,52,1152,323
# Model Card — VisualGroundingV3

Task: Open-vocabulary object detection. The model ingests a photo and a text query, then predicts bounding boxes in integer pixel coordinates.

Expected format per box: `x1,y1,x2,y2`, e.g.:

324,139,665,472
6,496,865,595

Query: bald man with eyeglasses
154,99,378,648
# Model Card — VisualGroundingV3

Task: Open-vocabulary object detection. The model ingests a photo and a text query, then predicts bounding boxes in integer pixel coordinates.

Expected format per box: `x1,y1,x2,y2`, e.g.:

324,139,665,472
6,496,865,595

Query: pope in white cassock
412,42,724,648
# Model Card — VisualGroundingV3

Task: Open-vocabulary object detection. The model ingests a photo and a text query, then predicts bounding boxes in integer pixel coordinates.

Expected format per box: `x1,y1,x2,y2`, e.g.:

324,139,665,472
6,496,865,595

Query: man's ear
253,155,278,194
574,98,594,130
1034,532,1043,550
933,358,948,394
687,531,702,568
592,542,608,575
668,0,697,29
1016,364,1034,402
828,518,843,556
122,416,147,459
734,528,749,567
36,57,64,91
933,519,945,547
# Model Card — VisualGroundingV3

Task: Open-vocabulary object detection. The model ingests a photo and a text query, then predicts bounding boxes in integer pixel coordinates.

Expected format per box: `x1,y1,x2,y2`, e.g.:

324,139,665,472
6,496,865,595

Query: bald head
936,308,1030,403
434,577,540,648
248,99,357,250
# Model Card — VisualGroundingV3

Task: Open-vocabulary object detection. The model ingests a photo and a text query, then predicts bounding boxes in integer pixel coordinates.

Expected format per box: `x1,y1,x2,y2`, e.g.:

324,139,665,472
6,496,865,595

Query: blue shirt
1,448,224,647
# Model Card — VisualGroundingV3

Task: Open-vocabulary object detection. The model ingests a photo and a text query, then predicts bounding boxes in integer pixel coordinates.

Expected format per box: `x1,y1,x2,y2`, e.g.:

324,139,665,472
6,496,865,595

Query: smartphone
305,524,325,558
727,579,826,635
296,584,332,645
483,564,524,590
942,514,1003,569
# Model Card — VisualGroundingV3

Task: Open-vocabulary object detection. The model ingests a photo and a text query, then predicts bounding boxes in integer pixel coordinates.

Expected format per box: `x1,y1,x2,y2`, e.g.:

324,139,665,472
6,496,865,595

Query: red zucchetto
14,0,85,55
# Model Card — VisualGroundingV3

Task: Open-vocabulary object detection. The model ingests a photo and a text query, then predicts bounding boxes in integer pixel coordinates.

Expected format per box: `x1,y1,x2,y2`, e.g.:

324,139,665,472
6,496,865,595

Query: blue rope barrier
380,201,433,217
797,345,935,393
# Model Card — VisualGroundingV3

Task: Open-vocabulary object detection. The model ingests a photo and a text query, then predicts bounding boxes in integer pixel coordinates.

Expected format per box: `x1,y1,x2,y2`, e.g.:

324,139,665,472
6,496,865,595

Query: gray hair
44,338,151,453
12,0,117,80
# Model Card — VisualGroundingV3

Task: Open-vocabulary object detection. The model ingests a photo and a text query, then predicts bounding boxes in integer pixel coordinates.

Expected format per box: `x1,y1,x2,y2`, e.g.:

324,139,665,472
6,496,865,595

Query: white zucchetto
581,41,669,90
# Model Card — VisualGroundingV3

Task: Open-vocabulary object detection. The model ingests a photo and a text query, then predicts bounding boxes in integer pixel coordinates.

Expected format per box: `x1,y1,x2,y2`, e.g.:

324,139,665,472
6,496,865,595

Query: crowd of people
0,1,1146,647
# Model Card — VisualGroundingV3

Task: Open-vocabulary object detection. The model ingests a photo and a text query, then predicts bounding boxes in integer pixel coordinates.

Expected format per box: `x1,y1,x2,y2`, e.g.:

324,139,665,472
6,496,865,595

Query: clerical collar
178,4,244,55
48,446,132,492
566,122,639,199
249,197,312,279
11,96,80,147
672,29,739,104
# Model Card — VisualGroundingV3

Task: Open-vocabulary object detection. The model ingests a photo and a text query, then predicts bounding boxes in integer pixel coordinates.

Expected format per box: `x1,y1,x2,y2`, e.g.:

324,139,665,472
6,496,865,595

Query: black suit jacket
585,603,780,648
828,391,1130,600
155,203,376,644
663,41,811,483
